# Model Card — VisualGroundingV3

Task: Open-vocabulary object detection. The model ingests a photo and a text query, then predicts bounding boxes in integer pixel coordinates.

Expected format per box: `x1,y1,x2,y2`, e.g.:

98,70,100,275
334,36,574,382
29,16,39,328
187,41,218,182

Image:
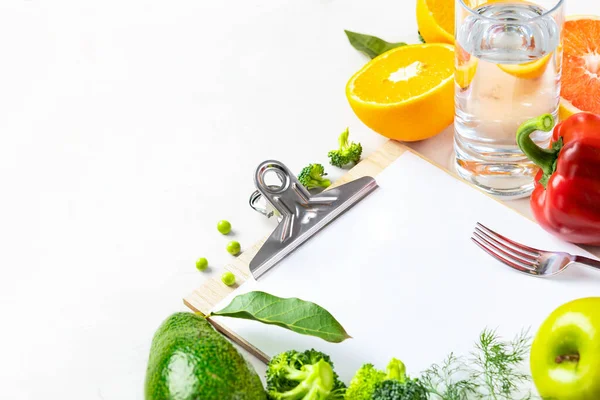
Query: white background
0,0,595,399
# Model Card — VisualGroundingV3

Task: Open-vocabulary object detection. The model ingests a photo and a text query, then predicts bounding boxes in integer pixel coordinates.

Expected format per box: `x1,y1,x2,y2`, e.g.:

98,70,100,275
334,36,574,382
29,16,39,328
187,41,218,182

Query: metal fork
471,222,600,277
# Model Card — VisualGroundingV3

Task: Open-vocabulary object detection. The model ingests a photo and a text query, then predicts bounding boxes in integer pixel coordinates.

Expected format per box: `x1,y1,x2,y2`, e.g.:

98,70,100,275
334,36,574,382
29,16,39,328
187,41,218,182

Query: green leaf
209,291,351,343
344,30,407,59
418,31,426,43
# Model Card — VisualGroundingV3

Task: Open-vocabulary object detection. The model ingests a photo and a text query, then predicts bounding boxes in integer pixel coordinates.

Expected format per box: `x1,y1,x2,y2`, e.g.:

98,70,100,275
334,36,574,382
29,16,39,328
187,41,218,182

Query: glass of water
454,0,564,198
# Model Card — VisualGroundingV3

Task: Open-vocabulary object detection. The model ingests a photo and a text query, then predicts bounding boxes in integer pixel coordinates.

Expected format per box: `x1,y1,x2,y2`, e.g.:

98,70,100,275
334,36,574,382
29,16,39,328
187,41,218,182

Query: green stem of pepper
516,114,559,188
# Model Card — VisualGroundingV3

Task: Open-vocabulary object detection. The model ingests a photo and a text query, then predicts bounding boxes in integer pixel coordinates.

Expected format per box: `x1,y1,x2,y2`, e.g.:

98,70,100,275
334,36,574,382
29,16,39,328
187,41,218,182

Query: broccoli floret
384,358,406,381
372,379,429,400
266,349,345,400
345,364,386,400
345,358,407,400
298,164,331,190
328,128,362,168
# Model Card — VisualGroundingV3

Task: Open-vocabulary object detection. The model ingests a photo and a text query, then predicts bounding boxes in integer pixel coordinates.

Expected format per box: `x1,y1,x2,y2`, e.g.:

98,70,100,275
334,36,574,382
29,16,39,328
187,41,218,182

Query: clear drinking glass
454,0,564,198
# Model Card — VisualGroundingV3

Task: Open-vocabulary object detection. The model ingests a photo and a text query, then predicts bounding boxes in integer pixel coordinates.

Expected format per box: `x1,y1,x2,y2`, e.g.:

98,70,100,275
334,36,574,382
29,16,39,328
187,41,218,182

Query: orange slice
346,44,455,141
416,0,454,45
560,15,600,119
497,53,552,79
455,44,478,88
456,59,478,88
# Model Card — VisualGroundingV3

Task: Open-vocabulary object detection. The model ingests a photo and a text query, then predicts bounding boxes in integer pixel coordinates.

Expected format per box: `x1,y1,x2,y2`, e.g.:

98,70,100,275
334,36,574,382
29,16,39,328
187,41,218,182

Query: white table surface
1,1,597,398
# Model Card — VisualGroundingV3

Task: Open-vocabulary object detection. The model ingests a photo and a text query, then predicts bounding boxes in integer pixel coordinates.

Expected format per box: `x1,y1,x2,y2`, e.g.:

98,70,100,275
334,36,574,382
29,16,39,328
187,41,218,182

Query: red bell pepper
516,112,600,246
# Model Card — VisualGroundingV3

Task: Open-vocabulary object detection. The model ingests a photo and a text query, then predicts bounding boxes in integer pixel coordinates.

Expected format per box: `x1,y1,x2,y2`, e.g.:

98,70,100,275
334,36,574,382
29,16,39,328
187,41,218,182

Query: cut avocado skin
144,312,266,400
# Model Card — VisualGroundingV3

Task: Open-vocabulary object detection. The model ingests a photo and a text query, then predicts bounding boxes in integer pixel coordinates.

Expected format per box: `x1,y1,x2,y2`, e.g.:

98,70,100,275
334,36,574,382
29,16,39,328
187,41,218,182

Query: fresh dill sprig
421,329,534,400
421,353,478,400
469,328,533,400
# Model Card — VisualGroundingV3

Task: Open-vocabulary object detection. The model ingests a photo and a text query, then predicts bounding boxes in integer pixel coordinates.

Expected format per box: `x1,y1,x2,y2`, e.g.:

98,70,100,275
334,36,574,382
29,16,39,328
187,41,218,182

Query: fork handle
574,256,600,270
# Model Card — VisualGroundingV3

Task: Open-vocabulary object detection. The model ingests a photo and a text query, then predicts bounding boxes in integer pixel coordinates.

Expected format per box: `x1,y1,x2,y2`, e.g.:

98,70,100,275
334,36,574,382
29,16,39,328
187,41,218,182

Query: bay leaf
345,30,407,59
209,291,351,343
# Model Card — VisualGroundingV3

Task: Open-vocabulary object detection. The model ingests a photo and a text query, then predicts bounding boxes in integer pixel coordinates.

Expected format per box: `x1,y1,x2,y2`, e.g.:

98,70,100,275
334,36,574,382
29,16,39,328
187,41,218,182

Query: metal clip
248,160,377,279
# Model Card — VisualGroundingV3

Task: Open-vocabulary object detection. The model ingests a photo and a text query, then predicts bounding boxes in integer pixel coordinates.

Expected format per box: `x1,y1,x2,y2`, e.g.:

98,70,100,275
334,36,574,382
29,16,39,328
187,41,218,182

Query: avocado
144,312,266,400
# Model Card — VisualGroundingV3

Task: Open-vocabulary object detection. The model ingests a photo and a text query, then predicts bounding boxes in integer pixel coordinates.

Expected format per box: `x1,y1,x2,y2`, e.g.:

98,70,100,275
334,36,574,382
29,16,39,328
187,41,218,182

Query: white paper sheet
212,152,600,384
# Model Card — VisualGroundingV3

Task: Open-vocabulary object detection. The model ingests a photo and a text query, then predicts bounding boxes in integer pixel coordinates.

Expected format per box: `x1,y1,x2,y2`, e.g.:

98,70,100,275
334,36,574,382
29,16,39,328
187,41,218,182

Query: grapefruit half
560,15,600,119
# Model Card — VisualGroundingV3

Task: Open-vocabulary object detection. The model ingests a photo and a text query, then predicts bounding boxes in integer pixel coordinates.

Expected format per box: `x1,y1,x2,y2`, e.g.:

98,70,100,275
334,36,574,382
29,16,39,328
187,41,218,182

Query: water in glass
454,1,562,198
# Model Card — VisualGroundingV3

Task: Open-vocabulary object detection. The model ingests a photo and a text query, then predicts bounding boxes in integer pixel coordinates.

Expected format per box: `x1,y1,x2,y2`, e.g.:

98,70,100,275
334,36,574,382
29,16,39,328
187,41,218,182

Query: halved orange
346,43,455,141
416,0,454,44
560,15,600,119
416,0,529,46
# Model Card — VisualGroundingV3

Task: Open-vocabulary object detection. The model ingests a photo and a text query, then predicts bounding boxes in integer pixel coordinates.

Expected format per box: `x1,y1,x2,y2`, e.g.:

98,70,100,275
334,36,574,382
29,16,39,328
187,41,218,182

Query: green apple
531,297,600,400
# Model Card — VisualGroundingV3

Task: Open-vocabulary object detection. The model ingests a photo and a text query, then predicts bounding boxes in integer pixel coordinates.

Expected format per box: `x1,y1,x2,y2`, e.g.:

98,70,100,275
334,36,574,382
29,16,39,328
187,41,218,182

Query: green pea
221,271,236,286
226,241,241,256
195,257,208,271
217,220,232,235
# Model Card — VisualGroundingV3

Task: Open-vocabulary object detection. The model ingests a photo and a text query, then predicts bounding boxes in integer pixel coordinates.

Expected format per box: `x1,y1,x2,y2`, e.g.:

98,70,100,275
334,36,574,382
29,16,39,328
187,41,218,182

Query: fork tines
471,222,542,275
